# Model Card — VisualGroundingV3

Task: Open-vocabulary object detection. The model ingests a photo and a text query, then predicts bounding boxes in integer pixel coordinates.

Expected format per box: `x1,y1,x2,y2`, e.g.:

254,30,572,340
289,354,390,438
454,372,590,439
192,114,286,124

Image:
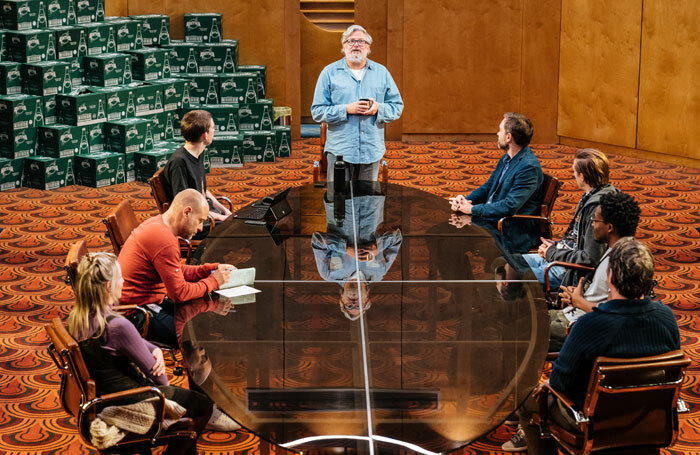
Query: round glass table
178,182,548,455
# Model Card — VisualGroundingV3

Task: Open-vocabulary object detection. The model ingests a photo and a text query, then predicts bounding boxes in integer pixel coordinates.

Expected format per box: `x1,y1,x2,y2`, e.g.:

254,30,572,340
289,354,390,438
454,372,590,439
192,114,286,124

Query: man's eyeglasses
590,216,606,223
344,39,369,46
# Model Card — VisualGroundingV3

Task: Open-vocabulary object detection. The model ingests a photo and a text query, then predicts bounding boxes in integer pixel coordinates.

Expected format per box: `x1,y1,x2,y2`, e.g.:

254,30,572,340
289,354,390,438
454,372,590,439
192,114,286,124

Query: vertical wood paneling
402,0,523,134
299,19,342,118
520,0,561,144
557,0,642,148
637,0,700,159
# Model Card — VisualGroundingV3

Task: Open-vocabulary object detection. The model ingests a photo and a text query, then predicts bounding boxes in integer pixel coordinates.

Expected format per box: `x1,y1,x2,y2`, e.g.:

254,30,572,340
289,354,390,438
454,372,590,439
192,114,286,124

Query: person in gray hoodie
522,149,618,289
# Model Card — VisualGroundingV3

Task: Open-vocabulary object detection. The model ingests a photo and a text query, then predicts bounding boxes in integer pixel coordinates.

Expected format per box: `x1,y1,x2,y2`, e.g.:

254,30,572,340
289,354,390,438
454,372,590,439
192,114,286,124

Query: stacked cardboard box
0,6,291,192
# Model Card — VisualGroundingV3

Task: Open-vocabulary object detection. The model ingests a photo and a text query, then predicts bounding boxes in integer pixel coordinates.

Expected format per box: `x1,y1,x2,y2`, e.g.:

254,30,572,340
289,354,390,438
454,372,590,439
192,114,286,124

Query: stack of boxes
0,4,292,192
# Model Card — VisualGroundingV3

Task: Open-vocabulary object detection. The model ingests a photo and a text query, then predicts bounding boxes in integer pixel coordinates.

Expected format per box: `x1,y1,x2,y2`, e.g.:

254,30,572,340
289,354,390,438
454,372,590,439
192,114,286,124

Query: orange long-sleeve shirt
118,215,219,306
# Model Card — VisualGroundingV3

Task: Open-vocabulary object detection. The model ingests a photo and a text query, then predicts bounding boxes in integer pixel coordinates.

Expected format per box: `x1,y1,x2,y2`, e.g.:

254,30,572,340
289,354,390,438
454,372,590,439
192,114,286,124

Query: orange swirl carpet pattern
0,139,698,454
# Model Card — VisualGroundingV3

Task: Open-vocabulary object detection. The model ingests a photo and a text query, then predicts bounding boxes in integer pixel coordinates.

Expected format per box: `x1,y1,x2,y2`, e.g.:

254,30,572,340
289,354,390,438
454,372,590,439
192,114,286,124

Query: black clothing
162,146,207,202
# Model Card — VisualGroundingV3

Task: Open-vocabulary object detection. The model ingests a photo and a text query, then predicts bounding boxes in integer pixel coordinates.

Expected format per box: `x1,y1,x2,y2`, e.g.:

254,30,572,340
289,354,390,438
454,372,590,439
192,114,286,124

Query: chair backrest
103,200,139,255
581,350,690,452
148,167,171,214
64,240,88,290
45,318,95,419
540,173,562,218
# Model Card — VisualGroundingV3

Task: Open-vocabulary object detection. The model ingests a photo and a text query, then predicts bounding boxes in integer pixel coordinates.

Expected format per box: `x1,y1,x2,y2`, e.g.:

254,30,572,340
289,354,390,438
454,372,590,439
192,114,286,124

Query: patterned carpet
0,139,698,454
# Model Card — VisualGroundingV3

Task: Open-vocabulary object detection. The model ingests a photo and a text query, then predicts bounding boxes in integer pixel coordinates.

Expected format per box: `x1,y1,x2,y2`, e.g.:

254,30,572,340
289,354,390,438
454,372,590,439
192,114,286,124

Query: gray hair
608,237,655,299
341,24,372,46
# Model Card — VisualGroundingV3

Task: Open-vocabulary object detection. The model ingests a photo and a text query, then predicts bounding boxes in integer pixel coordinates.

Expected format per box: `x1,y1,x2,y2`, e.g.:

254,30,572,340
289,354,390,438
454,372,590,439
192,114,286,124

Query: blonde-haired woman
67,252,213,455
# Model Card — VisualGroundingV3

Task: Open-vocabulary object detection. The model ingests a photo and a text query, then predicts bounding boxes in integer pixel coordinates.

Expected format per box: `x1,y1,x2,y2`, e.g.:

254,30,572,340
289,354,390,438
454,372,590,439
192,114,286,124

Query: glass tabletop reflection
177,182,549,455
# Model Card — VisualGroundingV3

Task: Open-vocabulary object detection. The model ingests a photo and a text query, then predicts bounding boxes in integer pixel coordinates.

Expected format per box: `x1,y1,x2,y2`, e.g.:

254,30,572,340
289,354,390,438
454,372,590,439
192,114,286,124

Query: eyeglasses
590,216,606,223
344,39,369,47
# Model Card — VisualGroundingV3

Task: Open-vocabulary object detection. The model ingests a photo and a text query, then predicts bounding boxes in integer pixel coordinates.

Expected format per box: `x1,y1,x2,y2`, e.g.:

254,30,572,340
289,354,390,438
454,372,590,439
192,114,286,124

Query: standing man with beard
449,112,543,218
311,25,404,181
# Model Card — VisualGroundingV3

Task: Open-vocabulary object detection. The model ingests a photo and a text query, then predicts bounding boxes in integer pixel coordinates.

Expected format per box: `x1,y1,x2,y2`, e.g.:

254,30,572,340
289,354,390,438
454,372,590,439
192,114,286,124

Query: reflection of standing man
311,25,404,182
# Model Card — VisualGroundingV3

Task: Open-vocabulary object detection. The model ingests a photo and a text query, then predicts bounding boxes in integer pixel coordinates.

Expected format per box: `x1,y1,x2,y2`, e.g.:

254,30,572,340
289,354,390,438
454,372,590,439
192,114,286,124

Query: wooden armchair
498,172,562,239
44,318,196,454
313,122,388,183
103,199,193,262
532,350,690,455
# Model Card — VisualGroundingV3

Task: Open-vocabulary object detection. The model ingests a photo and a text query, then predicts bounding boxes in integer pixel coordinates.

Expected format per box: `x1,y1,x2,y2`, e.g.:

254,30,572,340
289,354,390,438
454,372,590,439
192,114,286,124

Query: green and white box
238,99,273,131
105,117,151,153
0,124,36,158
82,53,130,86
164,41,199,74
198,40,237,73
0,93,43,129
218,72,257,104
79,22,116,56
109,19,142,51
87,120,104,152
126,48,166,81
56,89,105,125
1,0,41,30
23,155,71,189
208,133,243,167
129,14,169,46
21,60,71,96
85,85,127,121
121,149,134,182
0,31,7,60
155,77,187,111
6,29,53,63
272,125,291,158
45,0,69,27
0,62,22,95
144,111,169,142
42,94,57,124
183,72,218,104
242,130,276,163
0,157,23,190
38,123,80,157
200,103,238,133
75,0,97,24
124,82,163,117
74,150,122,187
67,57,83,87
134,146,172,182
54,26,82,60
184,13,222,43
237,64,266,98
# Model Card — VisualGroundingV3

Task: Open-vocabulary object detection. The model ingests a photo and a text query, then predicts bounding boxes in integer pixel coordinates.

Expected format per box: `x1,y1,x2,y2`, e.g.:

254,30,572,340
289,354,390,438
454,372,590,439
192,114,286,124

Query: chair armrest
544,261,595,295
81,386,171,440
178,237,192,262
216,196,232,211
113,305,150,337
497,215,551,234
541,382,589,424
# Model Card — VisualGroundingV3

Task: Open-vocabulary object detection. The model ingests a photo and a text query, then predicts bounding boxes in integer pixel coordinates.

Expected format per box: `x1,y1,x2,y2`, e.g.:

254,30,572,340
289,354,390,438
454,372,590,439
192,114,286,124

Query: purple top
80,315,169,385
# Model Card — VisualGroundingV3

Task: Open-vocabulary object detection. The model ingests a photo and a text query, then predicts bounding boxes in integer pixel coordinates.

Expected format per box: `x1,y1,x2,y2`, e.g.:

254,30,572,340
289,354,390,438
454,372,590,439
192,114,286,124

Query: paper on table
220,267,256,289
215,285,260,299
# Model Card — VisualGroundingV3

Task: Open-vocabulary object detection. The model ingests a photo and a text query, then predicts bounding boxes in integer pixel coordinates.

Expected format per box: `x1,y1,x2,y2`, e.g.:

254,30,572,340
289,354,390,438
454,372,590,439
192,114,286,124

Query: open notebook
214,268,260,304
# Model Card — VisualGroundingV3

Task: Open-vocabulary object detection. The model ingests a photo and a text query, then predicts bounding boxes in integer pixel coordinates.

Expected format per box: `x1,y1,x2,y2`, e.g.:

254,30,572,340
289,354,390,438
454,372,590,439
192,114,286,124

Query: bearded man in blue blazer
449,112,543,219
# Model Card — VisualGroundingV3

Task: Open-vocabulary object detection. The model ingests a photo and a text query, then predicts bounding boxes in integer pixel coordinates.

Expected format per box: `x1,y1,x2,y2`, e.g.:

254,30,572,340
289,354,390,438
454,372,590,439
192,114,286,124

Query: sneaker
501,427,527,452
504,411,519,425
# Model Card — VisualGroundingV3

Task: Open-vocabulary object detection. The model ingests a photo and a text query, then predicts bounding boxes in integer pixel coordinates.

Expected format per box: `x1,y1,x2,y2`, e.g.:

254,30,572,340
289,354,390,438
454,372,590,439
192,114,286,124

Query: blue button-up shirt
311,58,404,164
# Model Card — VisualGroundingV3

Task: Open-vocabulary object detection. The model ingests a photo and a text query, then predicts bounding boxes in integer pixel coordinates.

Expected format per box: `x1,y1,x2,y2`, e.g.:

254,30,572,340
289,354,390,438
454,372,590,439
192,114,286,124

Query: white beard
345,49,368,64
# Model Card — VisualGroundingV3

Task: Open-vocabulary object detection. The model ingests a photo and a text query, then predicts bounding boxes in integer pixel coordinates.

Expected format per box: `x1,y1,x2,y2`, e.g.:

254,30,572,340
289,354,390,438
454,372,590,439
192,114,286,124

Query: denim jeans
326,152,380,182
523,253,566,289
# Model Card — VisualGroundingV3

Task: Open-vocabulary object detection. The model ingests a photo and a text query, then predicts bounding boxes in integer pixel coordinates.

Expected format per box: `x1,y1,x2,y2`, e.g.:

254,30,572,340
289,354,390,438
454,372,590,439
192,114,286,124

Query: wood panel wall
299,19,342,120
557,0,642,149
126,0,301,136
637,0,700,160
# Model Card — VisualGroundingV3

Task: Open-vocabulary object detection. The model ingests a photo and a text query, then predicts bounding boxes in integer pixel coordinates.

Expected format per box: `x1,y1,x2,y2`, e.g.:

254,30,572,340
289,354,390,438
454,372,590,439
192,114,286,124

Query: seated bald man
118,189,234,347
